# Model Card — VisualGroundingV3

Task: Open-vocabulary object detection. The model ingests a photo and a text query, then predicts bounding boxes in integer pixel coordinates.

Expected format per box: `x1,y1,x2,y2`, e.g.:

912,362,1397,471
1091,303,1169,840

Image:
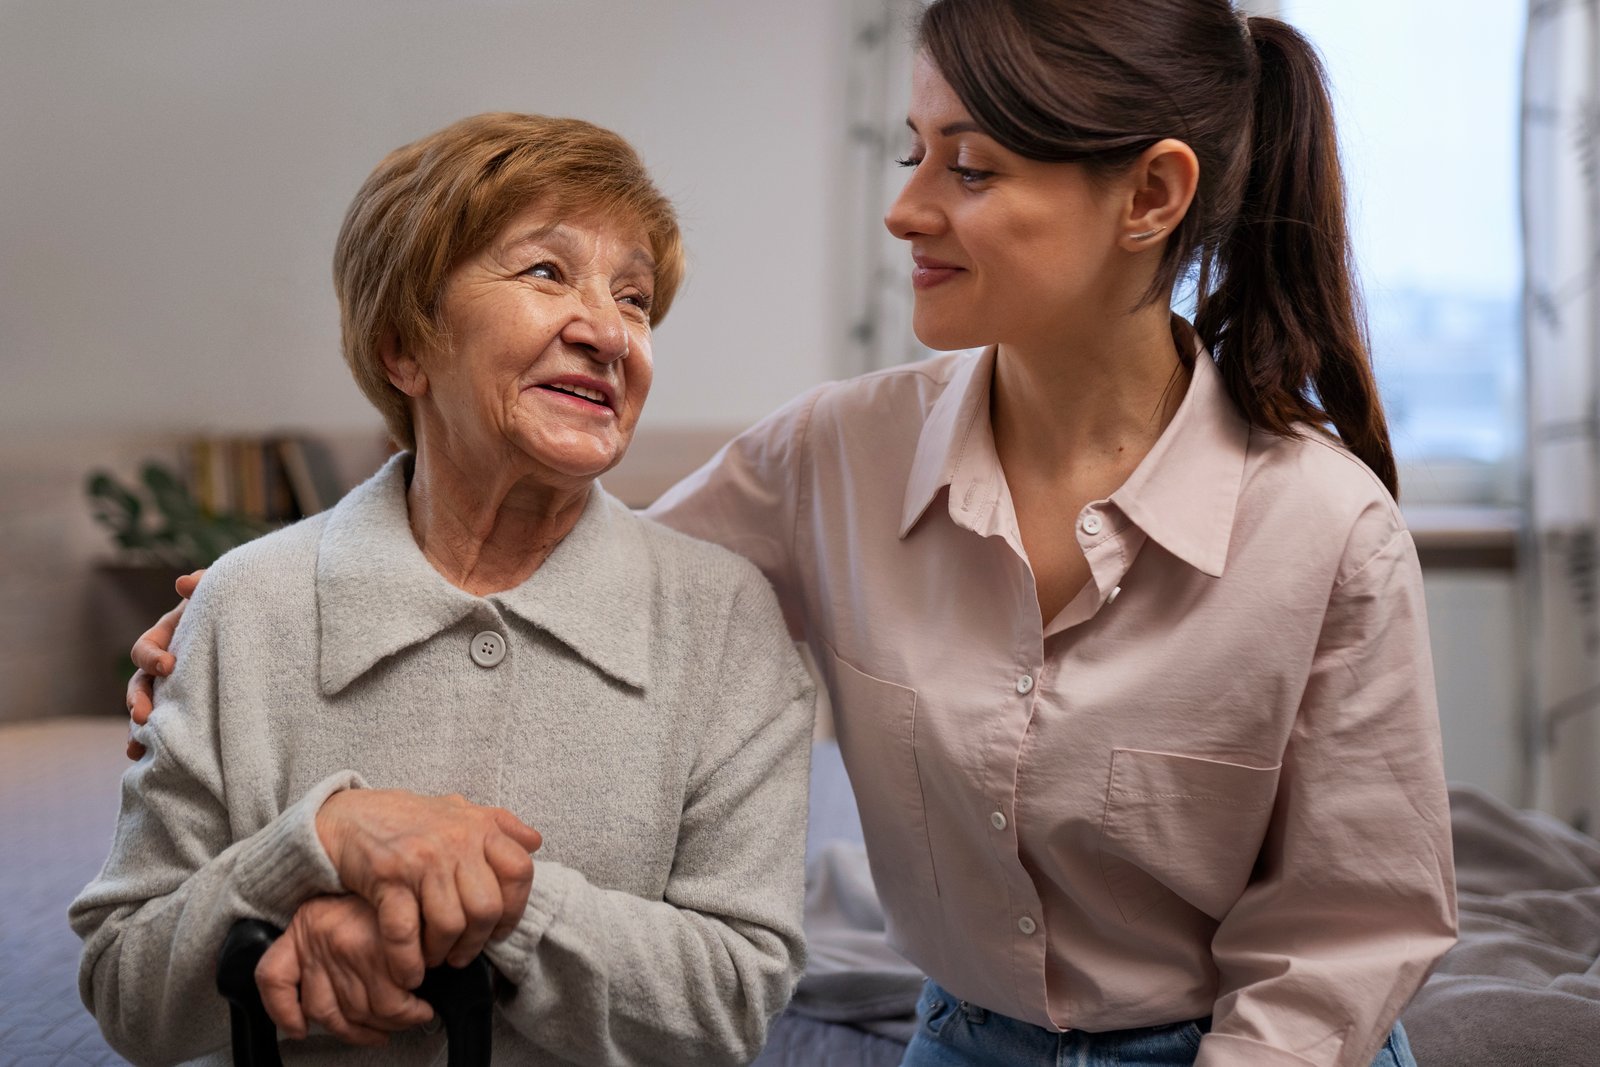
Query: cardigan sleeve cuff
231,769,366,924
483,860,584,984
1195,1033,1322,1067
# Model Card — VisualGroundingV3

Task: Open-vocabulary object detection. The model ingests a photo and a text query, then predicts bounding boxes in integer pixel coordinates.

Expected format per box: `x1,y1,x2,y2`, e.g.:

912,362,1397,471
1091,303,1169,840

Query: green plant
86,462,275,568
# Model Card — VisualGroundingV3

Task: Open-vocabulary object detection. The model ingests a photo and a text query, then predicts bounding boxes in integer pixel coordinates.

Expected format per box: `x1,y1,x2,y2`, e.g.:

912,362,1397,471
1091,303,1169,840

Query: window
845,1,1525,506
1279,1,1525,504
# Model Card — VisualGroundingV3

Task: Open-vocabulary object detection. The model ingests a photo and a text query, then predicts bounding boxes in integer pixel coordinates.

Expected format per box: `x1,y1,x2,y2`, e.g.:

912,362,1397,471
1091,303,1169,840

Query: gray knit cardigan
70,454,815,1066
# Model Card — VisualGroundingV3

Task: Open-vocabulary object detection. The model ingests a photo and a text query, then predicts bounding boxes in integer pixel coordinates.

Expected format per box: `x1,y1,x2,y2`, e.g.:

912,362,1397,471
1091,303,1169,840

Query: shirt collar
317,453,653,695
899,347,996,539
1109,347,1249,578
897,339,1249,577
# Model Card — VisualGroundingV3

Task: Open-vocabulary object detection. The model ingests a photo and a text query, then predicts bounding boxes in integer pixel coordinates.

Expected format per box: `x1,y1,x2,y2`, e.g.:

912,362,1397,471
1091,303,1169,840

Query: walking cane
216,918,495,1066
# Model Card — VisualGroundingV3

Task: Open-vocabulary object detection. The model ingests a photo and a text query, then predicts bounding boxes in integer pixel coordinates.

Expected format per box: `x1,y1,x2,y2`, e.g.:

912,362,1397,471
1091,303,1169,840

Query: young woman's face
884,54,1126,352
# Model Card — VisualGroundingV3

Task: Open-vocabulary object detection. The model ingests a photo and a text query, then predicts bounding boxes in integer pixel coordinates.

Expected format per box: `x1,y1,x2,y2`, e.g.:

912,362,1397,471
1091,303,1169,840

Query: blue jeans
900,980,1418,1066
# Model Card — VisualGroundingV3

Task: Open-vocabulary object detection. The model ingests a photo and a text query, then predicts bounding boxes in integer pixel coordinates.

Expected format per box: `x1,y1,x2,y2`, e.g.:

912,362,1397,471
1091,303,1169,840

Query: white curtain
1522,0,1600,830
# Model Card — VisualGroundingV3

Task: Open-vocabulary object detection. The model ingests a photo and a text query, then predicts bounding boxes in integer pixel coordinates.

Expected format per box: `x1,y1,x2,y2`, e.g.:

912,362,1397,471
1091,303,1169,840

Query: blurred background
0,1,1574,824
0,0,851,743
9,0,1599,1062
3,0,1536,819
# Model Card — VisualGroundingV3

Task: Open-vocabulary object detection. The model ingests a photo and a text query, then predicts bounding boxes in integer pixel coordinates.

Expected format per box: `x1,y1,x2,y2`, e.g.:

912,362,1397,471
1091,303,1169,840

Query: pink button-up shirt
647,345,1457,1067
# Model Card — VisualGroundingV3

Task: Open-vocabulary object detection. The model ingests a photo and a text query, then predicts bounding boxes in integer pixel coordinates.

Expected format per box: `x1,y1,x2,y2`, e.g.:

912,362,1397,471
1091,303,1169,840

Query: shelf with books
85,432,360,577
184,433,347,523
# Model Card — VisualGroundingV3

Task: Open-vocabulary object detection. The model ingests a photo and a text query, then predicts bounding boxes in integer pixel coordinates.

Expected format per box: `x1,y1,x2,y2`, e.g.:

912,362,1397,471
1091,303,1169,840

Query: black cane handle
216,917,494,1066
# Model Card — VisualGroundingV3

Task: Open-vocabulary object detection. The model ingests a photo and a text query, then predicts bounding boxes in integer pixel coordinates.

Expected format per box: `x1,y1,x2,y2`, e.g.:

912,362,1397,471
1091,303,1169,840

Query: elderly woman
70,112,814,1066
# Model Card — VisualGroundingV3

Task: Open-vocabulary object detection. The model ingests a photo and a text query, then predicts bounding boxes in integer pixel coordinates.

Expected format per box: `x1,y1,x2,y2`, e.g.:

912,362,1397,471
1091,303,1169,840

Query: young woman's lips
911,257,965,290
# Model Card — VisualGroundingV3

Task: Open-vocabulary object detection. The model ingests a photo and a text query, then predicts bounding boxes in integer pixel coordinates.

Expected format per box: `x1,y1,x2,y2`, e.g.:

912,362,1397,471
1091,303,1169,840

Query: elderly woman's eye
524,261,561,281
620,292,653,312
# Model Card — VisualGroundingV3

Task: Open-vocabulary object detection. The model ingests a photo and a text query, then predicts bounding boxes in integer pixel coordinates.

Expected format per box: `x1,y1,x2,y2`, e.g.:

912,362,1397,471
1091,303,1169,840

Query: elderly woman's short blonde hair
333,112,686,449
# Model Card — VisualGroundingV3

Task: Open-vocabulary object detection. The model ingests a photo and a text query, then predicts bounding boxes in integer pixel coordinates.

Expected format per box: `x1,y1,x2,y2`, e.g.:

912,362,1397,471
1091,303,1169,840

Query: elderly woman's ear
379,330,428,398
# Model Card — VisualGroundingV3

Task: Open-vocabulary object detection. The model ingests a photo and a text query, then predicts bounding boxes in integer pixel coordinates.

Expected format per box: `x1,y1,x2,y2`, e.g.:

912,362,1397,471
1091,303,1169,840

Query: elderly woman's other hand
315,789,541,986
257,894,435,1046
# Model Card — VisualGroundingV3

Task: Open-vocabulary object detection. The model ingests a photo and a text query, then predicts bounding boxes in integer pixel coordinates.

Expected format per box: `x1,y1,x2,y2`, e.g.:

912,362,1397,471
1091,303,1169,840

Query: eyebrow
504,222,657,273
505,222,566,250
904,118,985,137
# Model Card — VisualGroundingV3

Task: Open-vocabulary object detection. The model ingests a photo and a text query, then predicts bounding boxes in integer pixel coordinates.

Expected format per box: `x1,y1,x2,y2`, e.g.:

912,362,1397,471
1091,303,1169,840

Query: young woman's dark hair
917,0,1398,497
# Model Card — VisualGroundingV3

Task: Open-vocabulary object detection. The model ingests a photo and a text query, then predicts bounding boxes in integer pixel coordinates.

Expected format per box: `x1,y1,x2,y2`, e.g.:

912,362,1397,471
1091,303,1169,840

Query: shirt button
1015,674,1034,695
1017,916,1037,935
990,811,1007,831
470,631,506,668
1080,513,1103,536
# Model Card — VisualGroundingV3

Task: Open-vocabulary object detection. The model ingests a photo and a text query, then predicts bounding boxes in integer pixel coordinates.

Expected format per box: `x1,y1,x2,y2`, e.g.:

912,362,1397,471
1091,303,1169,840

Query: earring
1130,225,1167,241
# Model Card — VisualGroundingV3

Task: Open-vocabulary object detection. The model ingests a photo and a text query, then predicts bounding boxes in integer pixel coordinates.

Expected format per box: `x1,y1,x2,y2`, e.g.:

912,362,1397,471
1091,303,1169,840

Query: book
277,436,345,516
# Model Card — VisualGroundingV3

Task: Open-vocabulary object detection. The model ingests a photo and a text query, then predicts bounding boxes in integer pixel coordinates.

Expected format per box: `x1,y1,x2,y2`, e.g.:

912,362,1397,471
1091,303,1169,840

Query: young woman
128,2,1455,1064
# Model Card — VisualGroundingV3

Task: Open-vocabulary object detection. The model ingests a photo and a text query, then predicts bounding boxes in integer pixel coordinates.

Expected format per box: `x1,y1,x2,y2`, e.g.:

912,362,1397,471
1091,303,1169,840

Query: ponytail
1194,17,1398,498
919,1,1397,496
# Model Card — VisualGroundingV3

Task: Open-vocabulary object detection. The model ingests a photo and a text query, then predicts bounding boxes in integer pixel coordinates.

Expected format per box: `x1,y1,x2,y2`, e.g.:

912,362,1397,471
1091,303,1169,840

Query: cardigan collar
898,336,1249,578
316,454,653,695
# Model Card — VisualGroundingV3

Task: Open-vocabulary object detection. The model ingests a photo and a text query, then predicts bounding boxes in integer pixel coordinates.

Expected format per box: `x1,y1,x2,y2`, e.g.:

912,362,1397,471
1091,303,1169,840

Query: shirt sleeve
68,578,359,1066
484,570,815,1067
643,384,826,637
1197,528,1458,1067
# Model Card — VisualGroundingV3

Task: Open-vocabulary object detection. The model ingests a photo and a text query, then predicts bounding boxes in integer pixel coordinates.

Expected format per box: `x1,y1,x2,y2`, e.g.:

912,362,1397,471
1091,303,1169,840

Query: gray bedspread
1,717,132,1066
1401,786,1600,1067
751,740,915,1066
791,739,921,1044
788,842,921,1043
18,729,1595,1067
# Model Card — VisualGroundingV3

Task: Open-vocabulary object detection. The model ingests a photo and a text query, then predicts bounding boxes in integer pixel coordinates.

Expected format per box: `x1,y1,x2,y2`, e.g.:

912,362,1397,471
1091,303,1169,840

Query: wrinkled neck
403,442,590,596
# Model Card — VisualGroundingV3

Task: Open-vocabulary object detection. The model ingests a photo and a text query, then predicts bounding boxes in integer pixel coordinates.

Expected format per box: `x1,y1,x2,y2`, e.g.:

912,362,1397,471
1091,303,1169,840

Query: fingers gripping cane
216,918,495,1066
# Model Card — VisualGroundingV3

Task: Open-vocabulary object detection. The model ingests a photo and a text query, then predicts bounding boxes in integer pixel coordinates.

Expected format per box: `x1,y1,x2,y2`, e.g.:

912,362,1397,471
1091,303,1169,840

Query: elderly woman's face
414,203,657,483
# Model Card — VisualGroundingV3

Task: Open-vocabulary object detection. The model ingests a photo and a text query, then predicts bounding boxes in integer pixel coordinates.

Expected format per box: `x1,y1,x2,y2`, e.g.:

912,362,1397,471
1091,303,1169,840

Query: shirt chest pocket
823,646,940,908
1098,748,1281,924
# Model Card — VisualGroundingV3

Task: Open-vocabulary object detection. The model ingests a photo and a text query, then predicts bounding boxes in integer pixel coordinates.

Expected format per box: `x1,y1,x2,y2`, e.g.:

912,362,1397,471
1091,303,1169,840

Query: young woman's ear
1120,138,1201,250
379,331,428,398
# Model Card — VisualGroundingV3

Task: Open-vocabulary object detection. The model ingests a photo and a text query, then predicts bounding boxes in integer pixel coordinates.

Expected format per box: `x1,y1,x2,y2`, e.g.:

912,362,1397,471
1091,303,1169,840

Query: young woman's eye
948,165,994,185
894,156,922,169
523,261,561,281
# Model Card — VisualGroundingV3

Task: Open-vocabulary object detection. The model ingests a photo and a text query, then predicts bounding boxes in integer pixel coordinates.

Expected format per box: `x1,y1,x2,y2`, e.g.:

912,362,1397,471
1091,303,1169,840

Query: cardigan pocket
1098,748,1281,924
822,644,940,921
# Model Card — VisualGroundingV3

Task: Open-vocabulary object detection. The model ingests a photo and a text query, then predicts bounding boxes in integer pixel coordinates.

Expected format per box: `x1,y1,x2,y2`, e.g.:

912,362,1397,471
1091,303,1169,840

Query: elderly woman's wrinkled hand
256,894,435,1046
315,789,541,986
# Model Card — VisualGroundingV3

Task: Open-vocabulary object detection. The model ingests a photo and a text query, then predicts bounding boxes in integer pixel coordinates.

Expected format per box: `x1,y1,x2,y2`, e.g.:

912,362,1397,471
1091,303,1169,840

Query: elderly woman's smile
387,205,658,489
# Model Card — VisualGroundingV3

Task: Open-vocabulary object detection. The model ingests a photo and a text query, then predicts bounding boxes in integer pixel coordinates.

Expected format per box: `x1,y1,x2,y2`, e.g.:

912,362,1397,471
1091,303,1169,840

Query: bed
4,718,1597,1066
1400,786,1600,1066
1,717,133,1067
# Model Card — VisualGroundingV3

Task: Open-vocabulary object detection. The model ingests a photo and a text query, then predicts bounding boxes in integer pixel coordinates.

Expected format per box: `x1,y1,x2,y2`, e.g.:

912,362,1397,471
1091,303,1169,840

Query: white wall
0,0,854,723
0,0,1532,817
0,0,850,442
